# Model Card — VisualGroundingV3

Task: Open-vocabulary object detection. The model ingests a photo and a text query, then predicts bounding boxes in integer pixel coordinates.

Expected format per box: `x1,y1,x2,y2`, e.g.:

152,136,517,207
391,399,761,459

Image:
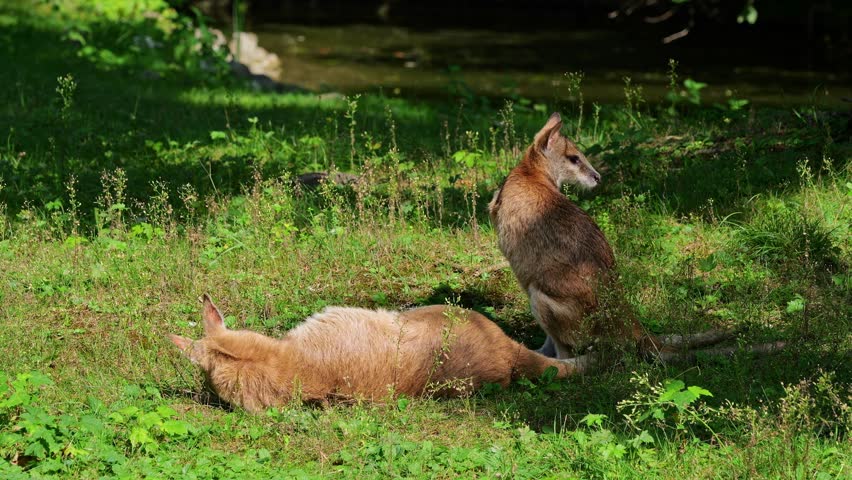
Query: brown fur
489,112,666,359
170,295,579,412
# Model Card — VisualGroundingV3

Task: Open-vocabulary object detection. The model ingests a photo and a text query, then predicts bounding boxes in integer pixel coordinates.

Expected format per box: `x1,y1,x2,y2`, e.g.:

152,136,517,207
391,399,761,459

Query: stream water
248,22,850,107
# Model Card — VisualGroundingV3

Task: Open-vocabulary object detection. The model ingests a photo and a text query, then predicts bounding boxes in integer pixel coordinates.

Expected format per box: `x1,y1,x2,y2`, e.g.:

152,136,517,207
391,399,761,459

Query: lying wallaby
489,113,731,359
170,295,583,412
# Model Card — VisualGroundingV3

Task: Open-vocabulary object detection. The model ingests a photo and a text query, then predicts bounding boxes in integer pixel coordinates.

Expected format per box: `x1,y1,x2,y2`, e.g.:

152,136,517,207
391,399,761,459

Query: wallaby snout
577,165,601,189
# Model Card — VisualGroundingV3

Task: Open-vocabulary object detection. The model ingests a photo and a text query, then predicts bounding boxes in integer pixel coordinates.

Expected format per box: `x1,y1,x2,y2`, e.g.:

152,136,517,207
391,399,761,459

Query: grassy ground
0,1,850,478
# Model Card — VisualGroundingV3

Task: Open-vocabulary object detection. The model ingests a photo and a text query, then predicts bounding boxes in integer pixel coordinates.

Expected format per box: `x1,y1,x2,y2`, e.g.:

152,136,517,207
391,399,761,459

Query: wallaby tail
634,323,733,356
655,341,787,363
556,341,787,378
637,325,783,363
658,330,734,349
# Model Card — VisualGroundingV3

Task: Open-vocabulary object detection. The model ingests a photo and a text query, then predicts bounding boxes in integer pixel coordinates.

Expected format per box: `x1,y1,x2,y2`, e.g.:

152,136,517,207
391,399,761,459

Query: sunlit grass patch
737,196,839,266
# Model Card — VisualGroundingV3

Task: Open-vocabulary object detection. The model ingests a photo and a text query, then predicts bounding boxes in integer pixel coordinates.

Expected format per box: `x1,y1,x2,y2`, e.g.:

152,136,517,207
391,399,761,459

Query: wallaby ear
169,334,193,354
207,340,239,360
200,294,226,335
534,112,563,152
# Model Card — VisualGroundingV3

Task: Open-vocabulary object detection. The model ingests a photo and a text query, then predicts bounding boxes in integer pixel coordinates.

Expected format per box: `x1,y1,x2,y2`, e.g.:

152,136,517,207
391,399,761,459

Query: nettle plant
0,372,195,475
565,374,717,468
618,373,717,441
0,371,297,478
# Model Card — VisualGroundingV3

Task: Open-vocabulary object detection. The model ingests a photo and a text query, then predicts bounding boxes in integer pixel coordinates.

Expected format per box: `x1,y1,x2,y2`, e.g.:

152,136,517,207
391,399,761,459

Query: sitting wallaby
489,113,731,359
170,295,584,412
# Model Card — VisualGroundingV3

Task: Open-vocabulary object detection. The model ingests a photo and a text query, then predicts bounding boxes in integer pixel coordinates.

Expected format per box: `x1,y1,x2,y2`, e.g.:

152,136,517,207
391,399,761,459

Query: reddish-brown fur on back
170,296,577,412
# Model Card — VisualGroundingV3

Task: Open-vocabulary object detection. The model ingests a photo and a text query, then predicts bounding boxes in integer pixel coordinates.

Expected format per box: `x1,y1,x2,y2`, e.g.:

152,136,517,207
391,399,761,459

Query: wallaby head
533,112,600,190
169,294,272,374
170,294,301,411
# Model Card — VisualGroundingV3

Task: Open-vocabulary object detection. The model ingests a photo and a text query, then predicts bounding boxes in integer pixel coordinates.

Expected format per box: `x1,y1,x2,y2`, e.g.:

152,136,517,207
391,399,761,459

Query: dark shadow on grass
419,282,549,350
419,282,507,313
475,346,851,434
158,384,235,412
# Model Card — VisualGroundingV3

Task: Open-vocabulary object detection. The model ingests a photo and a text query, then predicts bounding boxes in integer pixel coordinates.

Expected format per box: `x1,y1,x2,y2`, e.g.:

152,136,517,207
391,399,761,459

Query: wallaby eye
567,155,580,165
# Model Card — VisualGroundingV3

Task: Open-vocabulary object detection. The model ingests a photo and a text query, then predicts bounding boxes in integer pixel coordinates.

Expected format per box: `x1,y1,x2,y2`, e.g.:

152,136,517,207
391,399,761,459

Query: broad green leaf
517,426,536,443
256,448,272,463
687,385,713,398
79,415,106,435
737,5,758,25
683,78,707,91
24,441,47,459
129,427,155,447
155,405,177,418
581,413,606,428
540,366,559,383
161,419,190,436
728,98,749,111
671,389,700,409
629,429,655,449
573,430,588,446
137,411,162,429
1,389,30,409
25,372,53,388
117,406,140,418
786,295,806,313
599,442,627,459
659,379,685,402
63,442,90,458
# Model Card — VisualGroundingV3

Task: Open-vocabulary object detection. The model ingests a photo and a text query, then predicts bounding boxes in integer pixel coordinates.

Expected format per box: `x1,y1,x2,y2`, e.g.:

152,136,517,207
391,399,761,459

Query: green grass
0,1,850,478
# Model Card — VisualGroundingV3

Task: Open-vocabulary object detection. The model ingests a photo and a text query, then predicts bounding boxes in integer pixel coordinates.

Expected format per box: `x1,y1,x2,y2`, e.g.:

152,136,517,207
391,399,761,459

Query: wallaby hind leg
537,336,557,358
528,286,584,359
558,352,598,374
512,344,585,379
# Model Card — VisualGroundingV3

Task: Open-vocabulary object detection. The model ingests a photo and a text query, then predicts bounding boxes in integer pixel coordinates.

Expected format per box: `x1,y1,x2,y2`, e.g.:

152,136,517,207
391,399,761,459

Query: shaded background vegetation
238,0,851,68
